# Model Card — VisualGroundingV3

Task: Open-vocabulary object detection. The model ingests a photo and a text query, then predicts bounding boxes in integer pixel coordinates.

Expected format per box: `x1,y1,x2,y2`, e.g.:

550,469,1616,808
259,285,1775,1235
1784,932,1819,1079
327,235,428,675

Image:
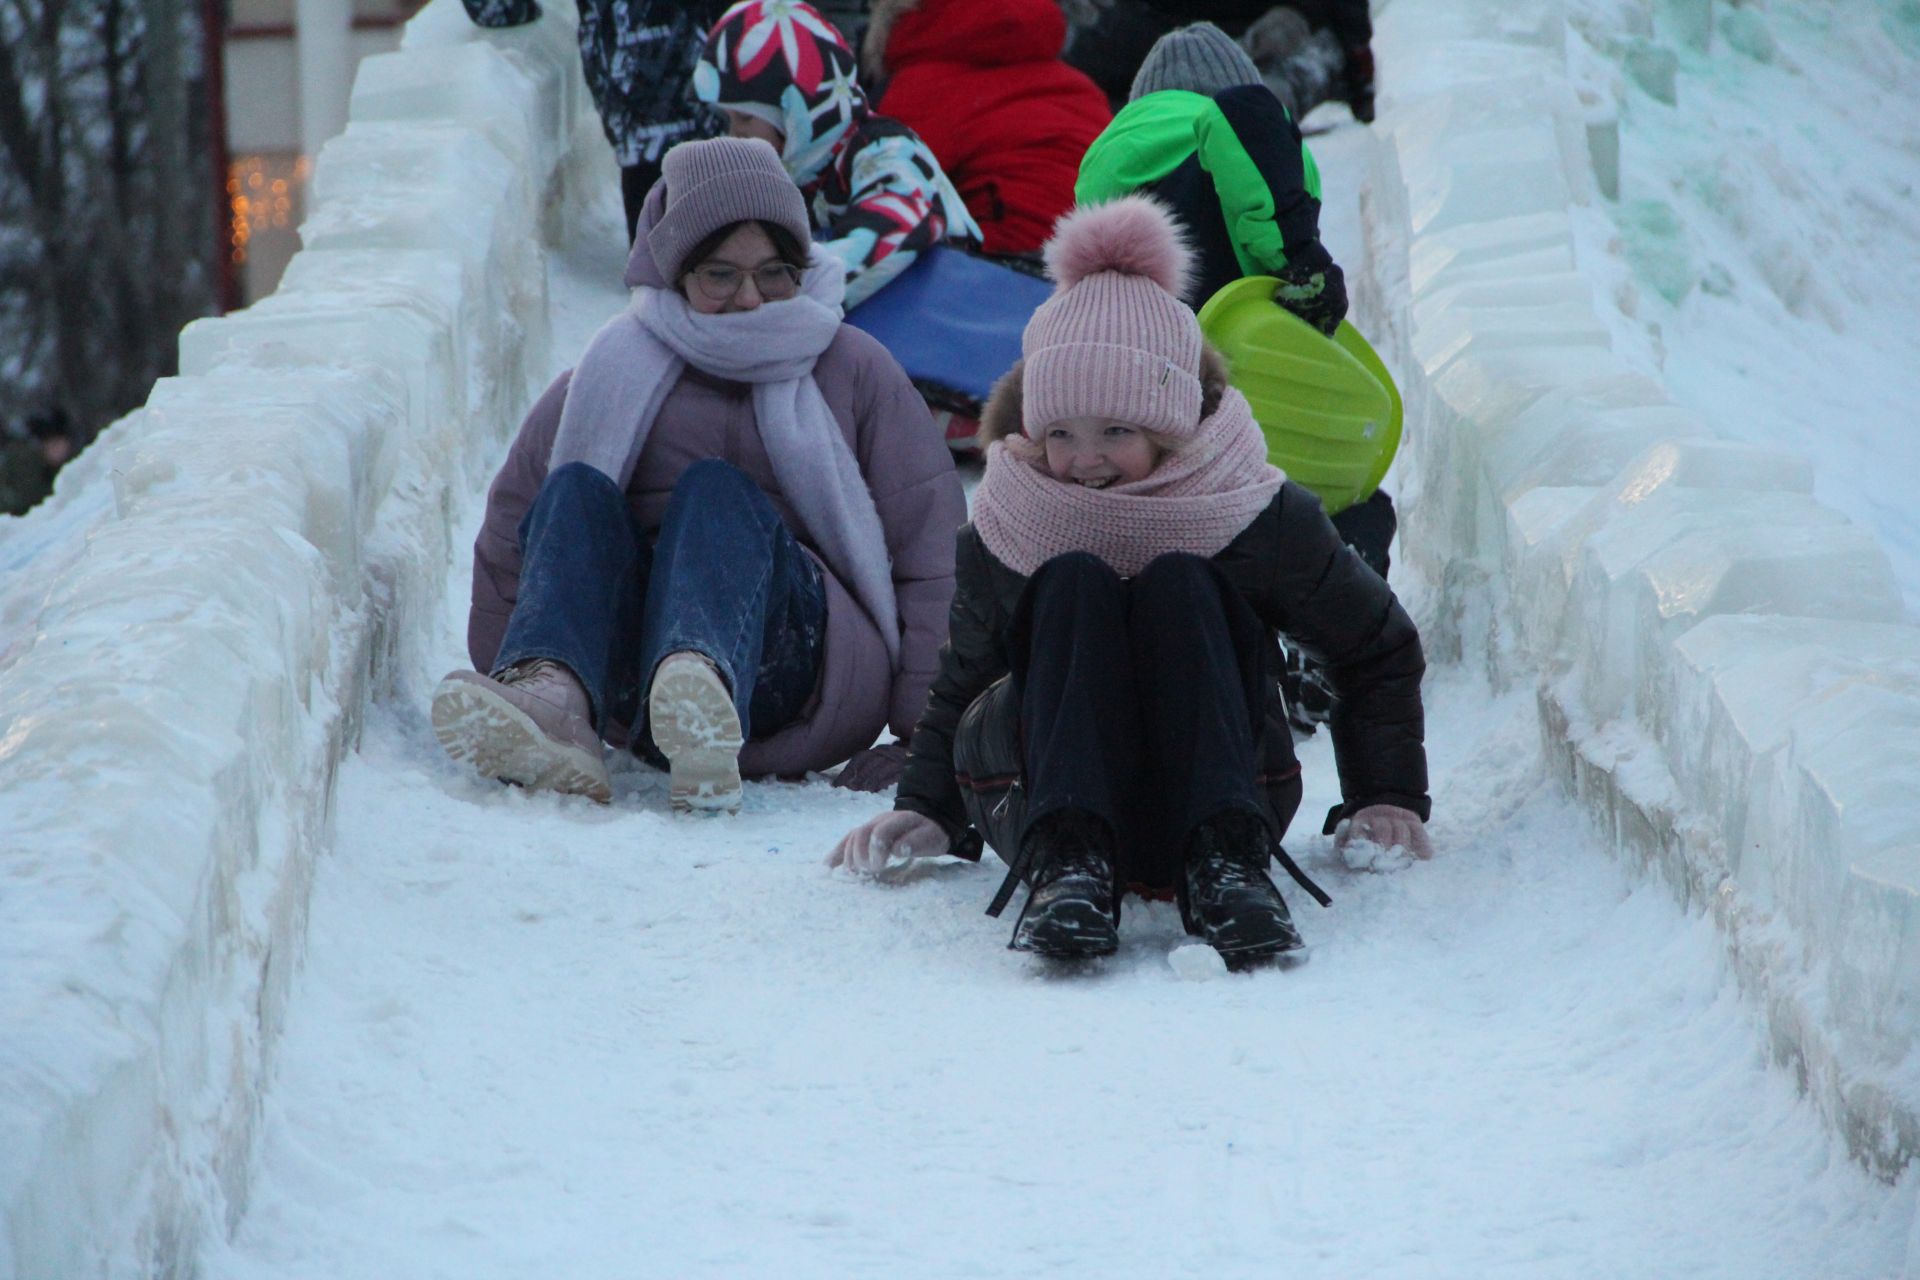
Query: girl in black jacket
829,197,1430,964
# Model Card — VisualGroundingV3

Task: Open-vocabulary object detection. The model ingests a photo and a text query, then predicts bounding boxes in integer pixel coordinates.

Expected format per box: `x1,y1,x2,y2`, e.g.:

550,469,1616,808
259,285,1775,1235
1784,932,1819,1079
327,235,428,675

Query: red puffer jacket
864,0,1110,255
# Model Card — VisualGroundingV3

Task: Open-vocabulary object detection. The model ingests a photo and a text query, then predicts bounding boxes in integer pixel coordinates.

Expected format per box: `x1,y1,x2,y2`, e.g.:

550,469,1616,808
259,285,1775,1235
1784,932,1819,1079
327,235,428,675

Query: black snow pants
955,551,1288,894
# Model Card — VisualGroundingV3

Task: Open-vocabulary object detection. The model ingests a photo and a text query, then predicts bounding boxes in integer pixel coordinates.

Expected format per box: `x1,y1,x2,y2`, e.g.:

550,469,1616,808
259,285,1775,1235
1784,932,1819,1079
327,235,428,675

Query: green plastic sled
1196,277,1403,515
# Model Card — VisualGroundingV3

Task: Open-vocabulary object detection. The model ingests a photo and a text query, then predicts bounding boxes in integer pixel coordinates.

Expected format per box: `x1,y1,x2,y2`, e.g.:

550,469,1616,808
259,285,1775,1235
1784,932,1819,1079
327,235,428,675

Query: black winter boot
1009,810,1120,959
1181,811,1304,963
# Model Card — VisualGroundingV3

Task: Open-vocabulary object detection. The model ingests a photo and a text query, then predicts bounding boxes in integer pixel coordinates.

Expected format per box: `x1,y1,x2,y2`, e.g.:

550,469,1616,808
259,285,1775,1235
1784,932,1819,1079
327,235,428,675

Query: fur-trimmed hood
979,346,1233,448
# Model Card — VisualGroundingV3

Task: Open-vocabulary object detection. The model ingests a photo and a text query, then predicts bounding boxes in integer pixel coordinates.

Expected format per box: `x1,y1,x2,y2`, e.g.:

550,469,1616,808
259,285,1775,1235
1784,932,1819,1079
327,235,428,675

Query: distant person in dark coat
1065,0,1375,123
0,409,74,517
461,0,728,243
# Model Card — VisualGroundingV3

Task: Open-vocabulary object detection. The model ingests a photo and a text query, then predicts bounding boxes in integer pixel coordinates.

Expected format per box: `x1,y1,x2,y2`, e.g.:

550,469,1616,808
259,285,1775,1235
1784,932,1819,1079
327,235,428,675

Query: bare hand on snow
1335,803,1434,870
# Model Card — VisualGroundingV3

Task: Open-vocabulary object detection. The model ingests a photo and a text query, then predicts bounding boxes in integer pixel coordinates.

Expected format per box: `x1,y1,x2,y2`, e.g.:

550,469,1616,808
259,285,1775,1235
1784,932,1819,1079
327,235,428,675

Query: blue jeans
495,460,827,759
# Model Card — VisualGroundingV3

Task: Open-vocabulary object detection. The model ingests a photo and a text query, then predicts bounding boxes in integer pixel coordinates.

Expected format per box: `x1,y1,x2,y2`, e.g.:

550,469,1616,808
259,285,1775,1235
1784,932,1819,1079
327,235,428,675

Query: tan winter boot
647,651,743,814
432,659,612,803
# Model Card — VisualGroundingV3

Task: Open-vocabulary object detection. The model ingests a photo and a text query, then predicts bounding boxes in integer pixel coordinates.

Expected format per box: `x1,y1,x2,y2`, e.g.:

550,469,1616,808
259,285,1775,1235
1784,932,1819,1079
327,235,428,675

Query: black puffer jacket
895,481,1430,875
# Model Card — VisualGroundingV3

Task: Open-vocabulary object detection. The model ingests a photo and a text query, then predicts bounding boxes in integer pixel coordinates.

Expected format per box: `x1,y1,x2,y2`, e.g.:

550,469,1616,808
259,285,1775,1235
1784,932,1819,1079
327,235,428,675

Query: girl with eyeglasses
433,137,966,814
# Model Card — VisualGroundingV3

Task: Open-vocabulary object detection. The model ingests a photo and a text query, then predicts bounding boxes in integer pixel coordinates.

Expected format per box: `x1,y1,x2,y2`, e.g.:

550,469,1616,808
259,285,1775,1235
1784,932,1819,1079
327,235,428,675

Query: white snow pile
1366,0,1920,1177
0,3,600,1274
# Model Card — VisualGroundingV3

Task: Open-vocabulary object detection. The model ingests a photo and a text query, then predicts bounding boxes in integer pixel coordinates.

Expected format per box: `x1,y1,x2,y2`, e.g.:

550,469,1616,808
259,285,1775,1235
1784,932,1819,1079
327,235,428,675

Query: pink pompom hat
1021,196,1205,440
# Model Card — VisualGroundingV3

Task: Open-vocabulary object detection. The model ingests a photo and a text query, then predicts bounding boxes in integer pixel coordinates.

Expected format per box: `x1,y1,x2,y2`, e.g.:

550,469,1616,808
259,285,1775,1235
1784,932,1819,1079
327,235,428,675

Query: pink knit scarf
971,386,1285,577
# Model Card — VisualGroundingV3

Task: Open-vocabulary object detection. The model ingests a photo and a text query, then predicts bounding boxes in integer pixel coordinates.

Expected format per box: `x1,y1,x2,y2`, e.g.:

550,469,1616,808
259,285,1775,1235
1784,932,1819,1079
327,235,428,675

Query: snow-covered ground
195,123,1916,1278
203,651,1915,1278
1567,0,1920,614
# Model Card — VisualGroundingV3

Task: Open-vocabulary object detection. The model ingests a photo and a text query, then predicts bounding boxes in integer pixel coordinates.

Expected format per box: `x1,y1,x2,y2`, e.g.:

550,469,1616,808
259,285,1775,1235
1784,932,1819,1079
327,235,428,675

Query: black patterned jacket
461,0,725,169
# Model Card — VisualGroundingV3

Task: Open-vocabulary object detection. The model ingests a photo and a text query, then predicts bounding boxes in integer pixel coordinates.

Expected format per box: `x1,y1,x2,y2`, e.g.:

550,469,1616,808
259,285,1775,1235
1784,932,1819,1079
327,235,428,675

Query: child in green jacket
1079,22,1392,737
1075,21,1346,335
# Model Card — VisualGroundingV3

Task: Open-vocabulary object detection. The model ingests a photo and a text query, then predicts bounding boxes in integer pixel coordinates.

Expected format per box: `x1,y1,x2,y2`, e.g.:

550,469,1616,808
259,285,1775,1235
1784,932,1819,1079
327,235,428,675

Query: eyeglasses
687,261,803,302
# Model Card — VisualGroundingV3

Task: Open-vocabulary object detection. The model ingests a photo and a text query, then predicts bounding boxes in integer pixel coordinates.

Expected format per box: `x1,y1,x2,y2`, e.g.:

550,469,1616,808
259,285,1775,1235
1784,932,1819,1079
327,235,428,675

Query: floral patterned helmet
695,0,869,189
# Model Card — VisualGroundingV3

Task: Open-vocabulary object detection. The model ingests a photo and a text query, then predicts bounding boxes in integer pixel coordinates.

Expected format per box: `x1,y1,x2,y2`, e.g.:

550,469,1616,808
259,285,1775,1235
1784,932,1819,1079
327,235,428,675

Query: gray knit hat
1129,22,1264,101
646,137,812,281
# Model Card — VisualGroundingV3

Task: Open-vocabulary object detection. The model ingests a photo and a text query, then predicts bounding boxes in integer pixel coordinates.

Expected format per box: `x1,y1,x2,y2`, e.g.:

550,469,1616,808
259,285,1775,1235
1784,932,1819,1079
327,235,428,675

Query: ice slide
2,1,1918,1276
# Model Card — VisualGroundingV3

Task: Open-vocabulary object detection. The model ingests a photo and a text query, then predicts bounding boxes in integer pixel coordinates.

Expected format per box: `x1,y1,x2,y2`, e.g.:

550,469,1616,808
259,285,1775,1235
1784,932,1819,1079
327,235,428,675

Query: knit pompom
1043,196,1192,300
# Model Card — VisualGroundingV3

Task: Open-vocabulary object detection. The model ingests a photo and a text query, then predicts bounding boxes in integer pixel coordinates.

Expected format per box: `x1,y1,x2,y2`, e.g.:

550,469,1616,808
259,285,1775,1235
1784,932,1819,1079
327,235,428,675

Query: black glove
1272,257,1348,335
831,740,911,792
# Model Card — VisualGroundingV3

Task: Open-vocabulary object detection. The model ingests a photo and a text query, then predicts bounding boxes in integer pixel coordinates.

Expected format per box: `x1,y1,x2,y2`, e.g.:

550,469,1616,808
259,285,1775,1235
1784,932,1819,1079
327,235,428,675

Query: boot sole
1011,899,1120,959
1205,917,1306,964
648,660,744,814
432,676,612,804
1221,941,1311,973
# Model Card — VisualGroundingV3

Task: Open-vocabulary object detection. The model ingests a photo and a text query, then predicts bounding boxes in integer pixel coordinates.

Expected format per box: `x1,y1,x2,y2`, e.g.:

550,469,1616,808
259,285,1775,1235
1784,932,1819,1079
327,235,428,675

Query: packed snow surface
201,118,1915,1277
205,648,1913,1278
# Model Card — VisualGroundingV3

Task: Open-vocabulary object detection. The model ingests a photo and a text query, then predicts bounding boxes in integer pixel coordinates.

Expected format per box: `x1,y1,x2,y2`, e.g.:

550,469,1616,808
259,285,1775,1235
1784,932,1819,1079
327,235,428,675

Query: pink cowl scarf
971,384,1285,577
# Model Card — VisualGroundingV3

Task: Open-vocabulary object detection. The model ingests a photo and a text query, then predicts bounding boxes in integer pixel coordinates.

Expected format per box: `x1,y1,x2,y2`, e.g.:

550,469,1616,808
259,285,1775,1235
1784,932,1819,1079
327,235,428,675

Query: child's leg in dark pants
999,552,1305,961
1009,552,1146,838
1127,553,1271,879
999,552,1143,955
621,162,660,246
1131,553,1305,960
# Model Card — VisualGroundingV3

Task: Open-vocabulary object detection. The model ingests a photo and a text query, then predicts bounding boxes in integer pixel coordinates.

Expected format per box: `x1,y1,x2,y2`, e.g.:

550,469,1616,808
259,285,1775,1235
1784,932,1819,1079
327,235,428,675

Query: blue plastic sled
845,245,1053,411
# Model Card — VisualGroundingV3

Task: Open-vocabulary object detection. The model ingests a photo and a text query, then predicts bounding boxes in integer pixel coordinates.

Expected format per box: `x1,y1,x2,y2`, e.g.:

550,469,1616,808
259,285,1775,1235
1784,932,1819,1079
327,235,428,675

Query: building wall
223,1,423,301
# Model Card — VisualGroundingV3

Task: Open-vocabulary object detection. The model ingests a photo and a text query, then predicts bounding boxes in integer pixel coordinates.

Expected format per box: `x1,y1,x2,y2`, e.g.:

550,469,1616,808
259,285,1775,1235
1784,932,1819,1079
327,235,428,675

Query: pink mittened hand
826,811,950,875
1336,804,1435,861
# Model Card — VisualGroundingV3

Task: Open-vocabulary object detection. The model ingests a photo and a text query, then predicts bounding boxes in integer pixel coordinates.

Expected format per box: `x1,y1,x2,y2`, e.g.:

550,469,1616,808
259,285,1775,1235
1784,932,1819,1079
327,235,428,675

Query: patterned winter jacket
693,0,982,307
460,0,724,170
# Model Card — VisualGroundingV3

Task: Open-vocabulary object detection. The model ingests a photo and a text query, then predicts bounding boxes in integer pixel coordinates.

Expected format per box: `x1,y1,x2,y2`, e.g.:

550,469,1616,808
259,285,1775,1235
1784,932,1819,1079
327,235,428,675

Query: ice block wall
0,4,607,1274
1365,0,1920,1179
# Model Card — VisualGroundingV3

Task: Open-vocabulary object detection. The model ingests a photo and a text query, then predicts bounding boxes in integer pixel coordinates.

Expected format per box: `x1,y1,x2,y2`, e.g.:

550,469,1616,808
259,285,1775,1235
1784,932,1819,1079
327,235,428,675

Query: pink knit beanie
647,137,813,281
1021,197,1204,439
